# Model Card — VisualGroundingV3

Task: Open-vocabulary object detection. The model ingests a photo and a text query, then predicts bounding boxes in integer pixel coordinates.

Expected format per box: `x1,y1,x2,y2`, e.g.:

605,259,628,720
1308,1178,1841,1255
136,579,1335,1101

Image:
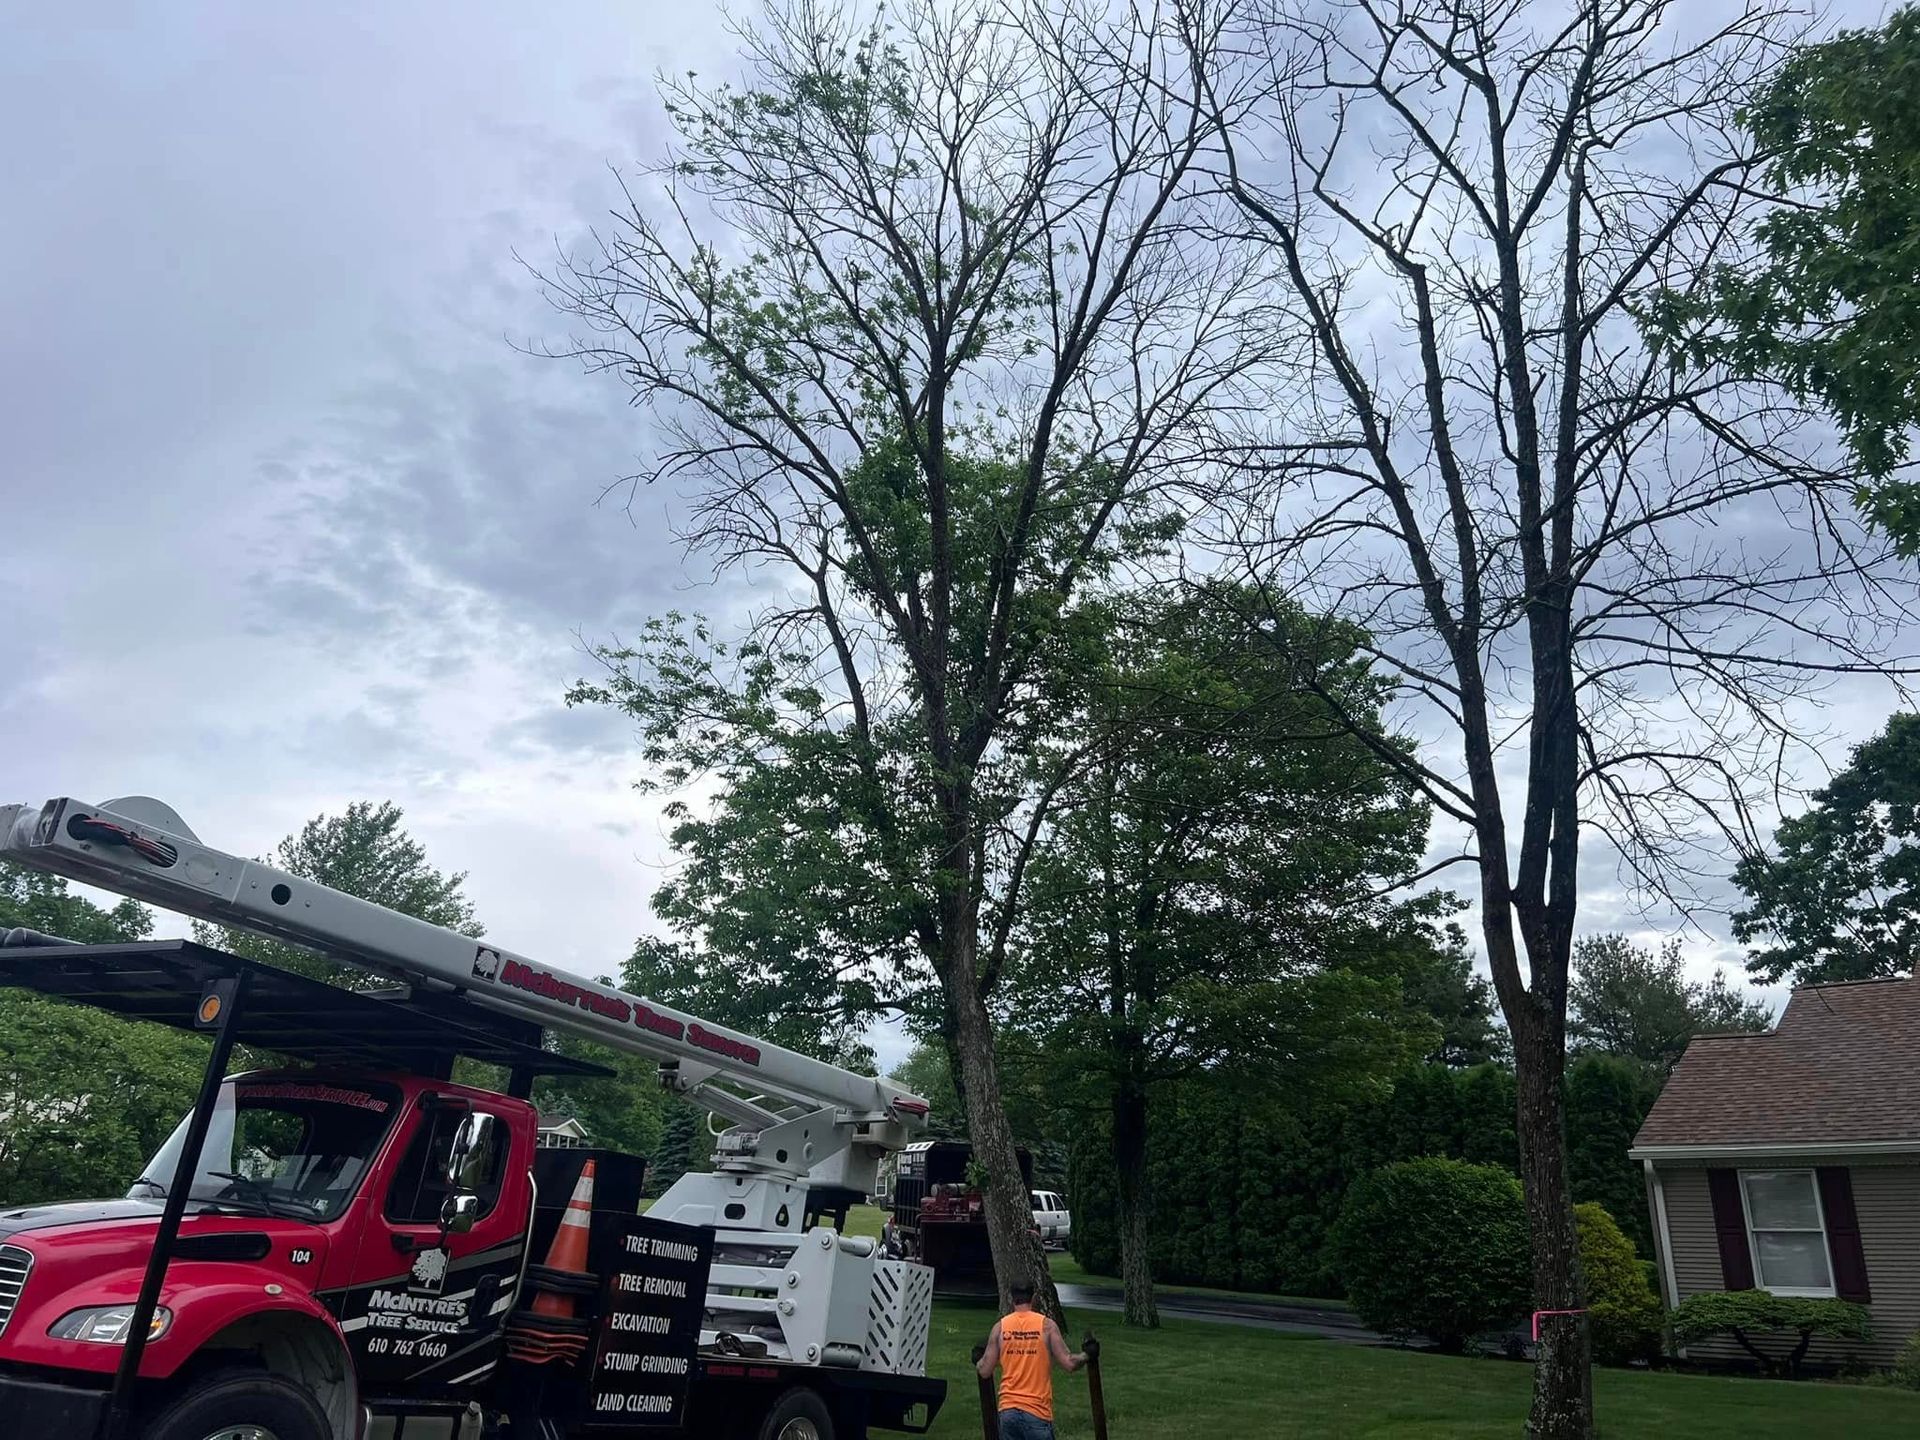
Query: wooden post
1085,1332,1109,1440
971,1345,998,1440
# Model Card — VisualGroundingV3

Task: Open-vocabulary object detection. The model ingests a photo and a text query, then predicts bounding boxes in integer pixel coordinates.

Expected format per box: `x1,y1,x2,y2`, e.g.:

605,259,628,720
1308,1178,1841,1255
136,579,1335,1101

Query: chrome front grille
0,1244,32,1337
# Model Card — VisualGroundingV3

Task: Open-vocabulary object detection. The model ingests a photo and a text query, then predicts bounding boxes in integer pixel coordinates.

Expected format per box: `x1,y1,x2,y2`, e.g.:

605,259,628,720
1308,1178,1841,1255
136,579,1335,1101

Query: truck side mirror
443,1111,497,1191
441,1191,482,1234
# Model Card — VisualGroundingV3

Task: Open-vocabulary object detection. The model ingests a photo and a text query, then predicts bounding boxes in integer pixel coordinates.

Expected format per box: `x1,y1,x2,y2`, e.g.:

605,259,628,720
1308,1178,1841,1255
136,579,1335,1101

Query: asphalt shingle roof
1632,975,1920,1149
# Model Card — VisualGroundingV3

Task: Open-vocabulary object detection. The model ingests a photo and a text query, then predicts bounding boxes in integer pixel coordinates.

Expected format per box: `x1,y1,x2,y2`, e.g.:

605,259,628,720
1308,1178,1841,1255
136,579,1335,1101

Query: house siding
1658,1158,1920,1369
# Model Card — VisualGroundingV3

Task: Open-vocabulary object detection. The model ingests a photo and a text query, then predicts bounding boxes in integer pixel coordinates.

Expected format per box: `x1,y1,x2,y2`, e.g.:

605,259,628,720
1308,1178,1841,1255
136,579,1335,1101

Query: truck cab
0,1062,536,1439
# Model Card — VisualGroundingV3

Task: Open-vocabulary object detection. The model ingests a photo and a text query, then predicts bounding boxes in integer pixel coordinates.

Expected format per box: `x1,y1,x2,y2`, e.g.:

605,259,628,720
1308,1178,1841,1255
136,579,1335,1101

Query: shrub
1638,1259,1660,1296
1332,1157,1530,1351
1574,1202,1662,1365
1670,1290,1873,1377
1892,1332,1920,1390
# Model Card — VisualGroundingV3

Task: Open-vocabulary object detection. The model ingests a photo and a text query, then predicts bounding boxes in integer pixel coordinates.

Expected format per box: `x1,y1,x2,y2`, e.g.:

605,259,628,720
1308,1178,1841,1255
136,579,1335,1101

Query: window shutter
1706,1168,1755,1290
1816,1167,1872,1303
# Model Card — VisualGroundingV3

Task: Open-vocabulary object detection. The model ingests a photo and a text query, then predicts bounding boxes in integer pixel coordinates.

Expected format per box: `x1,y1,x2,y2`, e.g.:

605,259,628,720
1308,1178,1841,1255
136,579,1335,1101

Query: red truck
0,796,947,1440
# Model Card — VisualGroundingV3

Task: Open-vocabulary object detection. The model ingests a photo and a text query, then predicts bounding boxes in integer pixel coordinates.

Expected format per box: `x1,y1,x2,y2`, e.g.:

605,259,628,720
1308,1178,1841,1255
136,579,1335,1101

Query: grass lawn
1046,1252,1352,1312
924,1299,1920,1438
846,1203,886,1241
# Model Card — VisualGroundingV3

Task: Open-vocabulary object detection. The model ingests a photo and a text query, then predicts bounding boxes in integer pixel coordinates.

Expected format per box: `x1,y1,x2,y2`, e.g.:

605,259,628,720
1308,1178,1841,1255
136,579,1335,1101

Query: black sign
580,1212,712,1428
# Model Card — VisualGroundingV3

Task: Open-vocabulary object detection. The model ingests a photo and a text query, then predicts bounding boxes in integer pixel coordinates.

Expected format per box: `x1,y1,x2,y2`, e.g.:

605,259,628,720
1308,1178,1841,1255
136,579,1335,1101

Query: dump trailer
0,795,945,1440
886,1142,1032,1294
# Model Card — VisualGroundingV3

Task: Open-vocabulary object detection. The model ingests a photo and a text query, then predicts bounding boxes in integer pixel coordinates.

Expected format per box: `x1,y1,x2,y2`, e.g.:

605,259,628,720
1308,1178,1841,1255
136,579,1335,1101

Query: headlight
47,1305,173,1344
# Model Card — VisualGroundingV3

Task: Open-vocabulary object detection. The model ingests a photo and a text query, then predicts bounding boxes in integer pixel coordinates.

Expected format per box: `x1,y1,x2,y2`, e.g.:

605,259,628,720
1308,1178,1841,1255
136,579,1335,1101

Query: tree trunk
943,934,1061,1320
1513,1009,1592,1439
1112,1079,1158,1328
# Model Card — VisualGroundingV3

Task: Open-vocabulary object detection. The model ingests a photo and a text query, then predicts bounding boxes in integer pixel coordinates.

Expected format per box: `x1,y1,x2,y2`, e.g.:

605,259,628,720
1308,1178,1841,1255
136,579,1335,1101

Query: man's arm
975,1321,1002,1379
1045,1318,1087,1372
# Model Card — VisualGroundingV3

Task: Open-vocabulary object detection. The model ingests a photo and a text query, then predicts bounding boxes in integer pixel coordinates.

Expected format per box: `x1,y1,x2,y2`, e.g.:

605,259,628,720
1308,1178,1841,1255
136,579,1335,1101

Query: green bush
1670,1290,1873,1377
1892,1332,1920,1390
1332,1157,1531,1351
1574,1202,1662,1365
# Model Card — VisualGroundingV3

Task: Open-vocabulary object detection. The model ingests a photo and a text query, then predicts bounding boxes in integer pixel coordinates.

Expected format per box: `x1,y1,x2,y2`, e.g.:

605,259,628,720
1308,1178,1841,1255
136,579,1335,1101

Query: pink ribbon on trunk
1531,1308,1588,1341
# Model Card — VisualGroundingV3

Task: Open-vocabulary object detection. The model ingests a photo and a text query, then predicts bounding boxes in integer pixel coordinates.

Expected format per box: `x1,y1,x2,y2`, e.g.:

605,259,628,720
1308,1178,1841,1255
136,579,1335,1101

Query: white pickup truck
1030,1189,1072,1249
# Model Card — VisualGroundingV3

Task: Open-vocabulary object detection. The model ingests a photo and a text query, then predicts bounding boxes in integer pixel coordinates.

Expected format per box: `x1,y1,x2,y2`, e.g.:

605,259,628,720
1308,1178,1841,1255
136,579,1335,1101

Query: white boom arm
0,796,927,1187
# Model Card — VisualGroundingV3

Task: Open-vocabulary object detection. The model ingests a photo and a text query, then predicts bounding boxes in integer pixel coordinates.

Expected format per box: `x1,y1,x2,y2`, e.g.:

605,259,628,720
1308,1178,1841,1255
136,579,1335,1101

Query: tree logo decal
409,1246,449,1295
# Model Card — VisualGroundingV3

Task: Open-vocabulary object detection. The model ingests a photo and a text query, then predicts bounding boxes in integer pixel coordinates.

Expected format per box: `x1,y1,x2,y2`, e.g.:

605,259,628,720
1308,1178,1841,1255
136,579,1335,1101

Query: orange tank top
997,1309,1053,1421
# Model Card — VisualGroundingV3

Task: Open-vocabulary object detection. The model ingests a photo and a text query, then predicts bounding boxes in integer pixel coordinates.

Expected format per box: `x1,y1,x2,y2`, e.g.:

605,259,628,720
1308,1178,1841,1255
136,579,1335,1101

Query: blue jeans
1000,1408,1056,1440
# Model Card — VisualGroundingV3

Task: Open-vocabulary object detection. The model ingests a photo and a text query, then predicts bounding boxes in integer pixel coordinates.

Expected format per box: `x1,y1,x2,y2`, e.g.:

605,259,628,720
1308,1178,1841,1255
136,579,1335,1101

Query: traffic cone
533,1162,594,1318
506,1160,599,1366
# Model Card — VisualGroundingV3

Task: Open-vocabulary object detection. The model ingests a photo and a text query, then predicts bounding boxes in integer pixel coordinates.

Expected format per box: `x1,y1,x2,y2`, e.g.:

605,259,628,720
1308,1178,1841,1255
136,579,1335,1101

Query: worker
974,1282,1095,1439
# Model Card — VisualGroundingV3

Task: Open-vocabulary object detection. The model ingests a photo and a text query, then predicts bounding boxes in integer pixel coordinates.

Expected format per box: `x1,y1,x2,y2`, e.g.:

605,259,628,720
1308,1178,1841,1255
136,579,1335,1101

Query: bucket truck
0,795,944,1440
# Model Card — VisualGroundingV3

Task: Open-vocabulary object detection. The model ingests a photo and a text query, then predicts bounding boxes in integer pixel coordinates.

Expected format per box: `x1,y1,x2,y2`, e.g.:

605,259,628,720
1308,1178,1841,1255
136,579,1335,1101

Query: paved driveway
1054,1281,1390,1344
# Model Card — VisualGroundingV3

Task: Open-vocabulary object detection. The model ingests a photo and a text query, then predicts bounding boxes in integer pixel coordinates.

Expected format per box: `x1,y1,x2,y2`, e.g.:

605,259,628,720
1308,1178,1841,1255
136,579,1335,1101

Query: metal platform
0,936,612,1079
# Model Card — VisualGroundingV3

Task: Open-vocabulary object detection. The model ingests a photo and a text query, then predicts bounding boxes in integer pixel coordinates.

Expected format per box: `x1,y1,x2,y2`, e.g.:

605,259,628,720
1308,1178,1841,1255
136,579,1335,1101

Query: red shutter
1707,1168,1756,1290
1816,1167,1872,1303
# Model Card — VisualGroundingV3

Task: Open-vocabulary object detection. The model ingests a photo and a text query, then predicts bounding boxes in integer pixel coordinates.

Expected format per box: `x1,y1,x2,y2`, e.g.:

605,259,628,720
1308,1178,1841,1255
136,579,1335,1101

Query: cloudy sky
1,3,730,971
0,0,1903,1070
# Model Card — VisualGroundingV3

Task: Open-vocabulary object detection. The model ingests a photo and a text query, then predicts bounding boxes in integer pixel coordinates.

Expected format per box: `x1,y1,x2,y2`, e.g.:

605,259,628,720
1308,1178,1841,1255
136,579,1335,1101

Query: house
1630,973,1920,1368
536,1113,591,1150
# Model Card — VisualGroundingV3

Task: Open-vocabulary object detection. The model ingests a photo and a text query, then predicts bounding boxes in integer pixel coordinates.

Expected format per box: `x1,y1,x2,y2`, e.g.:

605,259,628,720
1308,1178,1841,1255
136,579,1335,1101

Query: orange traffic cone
533,1161,594,1318
506,1160,598,1366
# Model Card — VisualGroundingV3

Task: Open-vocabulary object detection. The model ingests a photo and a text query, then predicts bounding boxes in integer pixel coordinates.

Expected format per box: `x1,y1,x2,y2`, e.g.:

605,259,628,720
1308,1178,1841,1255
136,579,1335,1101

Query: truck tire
756,1385,835,1440
140,1368,331,1440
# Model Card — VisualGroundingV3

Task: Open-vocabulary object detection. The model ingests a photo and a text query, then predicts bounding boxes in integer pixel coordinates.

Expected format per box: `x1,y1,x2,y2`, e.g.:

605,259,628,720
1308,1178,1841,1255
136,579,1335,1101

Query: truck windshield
132,1078,399,1220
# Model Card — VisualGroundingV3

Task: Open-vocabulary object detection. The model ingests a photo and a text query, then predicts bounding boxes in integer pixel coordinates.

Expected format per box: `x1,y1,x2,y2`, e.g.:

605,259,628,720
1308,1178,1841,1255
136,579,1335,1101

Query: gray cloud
0,0,736,973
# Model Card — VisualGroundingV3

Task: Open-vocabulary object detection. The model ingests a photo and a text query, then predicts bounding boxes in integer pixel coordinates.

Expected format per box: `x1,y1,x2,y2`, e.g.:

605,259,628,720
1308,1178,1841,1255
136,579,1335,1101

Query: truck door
339,1096,533,1396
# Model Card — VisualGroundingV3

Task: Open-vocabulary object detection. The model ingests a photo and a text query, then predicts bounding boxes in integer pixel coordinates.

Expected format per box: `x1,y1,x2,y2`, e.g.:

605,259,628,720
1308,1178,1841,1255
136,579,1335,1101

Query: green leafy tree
1569,936,1772,1072
194,801,482,986
0,866,207,1204
544,0,1277,1316
1,864,153,945
1333,1158,1531,1352
529,1024,669,1166
1564,1056,1663,1258
1649,8,1920,542
1734,715,1920,984
1009,591,1441,1326
1400,939,1506,1069
645,1098,715,1199
887,1041,968,1144
1670,1291,1872,1377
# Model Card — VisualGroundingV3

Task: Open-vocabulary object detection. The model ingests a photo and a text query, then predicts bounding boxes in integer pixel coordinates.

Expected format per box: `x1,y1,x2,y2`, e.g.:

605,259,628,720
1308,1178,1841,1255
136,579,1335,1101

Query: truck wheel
756,1385,835,1440
140,1369,331,1440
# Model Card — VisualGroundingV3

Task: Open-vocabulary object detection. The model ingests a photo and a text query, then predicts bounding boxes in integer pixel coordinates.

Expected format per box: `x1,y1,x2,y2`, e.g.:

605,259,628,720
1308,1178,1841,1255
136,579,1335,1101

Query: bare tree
537,0,1278,1312
1212,2,1914,1433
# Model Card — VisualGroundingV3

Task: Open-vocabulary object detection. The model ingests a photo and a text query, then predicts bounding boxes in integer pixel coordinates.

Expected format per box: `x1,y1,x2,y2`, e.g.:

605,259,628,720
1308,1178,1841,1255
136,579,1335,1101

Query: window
386,1107,508,1226
1740,1170,1834,1296
135,1078,399,1221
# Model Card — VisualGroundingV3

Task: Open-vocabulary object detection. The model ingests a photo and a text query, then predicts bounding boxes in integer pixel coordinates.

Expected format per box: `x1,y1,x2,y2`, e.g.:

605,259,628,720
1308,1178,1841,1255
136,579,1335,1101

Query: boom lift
0,795,943,1440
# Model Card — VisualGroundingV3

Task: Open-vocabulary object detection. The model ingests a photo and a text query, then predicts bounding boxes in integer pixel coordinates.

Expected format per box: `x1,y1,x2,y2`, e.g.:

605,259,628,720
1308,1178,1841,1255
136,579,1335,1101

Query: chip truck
0,795,946,1440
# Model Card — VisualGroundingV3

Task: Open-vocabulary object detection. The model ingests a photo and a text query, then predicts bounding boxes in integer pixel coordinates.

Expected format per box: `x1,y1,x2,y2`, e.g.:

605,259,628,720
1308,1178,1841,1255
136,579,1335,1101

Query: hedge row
1067,1055,1660,1298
